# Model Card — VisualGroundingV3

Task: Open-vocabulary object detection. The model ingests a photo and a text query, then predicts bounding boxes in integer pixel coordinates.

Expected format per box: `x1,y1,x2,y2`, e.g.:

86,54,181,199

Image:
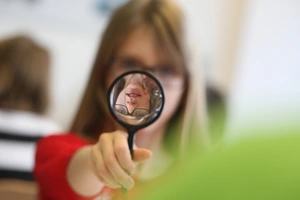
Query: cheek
160,89,184,122
141,94,151,109
116,90,126,105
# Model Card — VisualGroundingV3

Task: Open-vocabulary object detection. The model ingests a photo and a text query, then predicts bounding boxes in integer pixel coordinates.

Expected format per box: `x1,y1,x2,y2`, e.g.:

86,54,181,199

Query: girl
0,35,61,181
34,0,208,199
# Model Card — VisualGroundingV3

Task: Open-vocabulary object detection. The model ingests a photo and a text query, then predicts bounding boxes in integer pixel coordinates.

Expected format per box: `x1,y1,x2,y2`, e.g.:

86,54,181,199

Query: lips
126,93,141,98
126,89,141,98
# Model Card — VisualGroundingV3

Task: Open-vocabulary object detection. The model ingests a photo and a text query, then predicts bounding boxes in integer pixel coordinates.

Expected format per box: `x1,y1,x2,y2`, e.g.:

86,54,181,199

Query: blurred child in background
0,35,61,181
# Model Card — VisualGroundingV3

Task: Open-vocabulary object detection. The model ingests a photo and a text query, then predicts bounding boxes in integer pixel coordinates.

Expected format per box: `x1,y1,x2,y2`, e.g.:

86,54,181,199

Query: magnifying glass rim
107,70,165,130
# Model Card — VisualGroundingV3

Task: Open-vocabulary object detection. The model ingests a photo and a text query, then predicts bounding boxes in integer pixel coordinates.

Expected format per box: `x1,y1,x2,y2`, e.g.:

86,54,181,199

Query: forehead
115,27,170,66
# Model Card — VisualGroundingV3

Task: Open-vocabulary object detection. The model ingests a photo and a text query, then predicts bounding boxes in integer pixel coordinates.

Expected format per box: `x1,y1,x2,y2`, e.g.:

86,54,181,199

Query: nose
126,101,137,114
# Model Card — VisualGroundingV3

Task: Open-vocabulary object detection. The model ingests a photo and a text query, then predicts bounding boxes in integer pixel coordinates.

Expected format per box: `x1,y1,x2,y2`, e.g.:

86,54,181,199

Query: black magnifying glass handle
127,131,135,158
122,130,135,194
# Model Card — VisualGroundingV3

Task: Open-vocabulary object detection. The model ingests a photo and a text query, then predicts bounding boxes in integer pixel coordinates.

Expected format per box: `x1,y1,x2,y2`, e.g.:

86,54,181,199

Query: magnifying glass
107,70,165,157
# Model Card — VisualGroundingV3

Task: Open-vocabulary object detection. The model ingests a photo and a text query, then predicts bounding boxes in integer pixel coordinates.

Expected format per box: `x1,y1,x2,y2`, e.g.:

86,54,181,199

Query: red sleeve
33,133,104,200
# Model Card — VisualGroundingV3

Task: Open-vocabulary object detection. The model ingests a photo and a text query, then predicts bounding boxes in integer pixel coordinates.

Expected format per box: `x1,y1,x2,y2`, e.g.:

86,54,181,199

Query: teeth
127,93,139,97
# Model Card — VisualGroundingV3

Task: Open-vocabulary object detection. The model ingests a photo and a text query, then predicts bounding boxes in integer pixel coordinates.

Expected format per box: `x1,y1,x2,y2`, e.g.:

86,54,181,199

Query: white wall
1,0,299,138
226,0,300,141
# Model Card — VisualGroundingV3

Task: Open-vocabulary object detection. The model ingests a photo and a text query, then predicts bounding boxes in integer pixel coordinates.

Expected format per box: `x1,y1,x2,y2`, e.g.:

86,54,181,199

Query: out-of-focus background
0,0,299,139
0,0,299,199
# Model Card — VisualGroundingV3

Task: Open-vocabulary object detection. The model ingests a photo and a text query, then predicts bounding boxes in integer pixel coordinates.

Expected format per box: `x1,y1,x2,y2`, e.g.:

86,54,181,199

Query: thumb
133,148,152,163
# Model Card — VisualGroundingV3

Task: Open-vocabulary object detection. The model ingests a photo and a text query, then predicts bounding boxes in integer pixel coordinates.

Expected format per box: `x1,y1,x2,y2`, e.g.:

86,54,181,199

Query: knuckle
116,130,127,137
90,146,97,158
99,133,109,143
98,167,109,177
115,145,128,155
104,156,116,167
123,162,134,174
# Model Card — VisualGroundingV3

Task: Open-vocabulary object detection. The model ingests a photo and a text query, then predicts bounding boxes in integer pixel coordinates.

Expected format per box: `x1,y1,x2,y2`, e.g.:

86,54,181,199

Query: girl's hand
89,130,152,190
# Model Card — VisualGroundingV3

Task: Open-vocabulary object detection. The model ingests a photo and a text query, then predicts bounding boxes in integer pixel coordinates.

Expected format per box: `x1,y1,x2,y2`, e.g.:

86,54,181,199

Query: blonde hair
71,0,209,152
0,35,50,114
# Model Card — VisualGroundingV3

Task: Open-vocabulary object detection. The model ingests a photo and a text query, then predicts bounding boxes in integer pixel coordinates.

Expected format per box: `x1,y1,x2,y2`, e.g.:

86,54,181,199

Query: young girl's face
115,74,151,114
107,27,185,134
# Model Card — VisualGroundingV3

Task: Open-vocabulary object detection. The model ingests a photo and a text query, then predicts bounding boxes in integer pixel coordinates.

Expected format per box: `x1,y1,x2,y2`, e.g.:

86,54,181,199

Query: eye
116,109,126,114
121,59,139,70
135,113,142,119
157,66,176,76
115,105,128,115
133,109,149,119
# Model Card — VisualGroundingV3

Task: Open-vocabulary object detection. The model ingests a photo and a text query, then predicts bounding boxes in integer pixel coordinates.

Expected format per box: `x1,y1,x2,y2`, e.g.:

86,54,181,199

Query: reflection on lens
108,71,164,127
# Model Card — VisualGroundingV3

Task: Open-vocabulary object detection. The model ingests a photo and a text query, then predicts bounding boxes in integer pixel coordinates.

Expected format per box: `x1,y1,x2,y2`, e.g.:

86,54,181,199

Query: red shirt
34,133,112,200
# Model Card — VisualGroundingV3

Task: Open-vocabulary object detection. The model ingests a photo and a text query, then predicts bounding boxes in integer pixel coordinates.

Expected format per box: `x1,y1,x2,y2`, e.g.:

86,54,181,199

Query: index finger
114,132,134,174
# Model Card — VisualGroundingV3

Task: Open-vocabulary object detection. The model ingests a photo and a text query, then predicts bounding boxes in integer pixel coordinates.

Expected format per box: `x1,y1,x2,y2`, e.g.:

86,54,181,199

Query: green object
121,186,127,194
136,127,300,200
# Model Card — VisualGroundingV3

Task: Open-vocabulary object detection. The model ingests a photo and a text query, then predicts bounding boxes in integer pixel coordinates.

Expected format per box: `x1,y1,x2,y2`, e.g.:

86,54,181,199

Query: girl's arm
67,145,105,197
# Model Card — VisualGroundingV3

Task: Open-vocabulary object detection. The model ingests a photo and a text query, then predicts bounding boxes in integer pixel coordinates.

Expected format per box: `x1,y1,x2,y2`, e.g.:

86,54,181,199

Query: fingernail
126,178,134,190
126,169,133,175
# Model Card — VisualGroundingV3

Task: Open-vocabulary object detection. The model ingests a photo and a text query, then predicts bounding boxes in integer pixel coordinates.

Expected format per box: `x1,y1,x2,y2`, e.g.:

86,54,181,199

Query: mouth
126,93,141,98
126,88,142,98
